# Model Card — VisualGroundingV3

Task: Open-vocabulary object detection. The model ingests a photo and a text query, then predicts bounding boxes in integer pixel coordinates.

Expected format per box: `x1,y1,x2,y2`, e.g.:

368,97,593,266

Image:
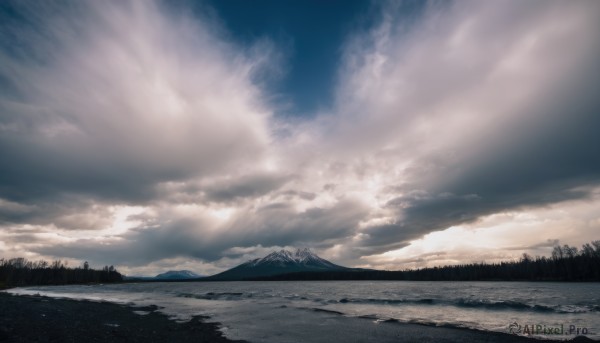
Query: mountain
154,270,202,280
209,248,348,280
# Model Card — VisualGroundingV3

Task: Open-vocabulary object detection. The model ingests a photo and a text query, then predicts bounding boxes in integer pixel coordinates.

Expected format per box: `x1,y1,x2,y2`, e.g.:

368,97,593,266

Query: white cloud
0,1,274,202
1,0,600,274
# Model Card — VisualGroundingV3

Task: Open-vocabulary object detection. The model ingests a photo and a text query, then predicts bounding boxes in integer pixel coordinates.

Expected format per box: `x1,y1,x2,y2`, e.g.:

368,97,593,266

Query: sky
0,0,599,276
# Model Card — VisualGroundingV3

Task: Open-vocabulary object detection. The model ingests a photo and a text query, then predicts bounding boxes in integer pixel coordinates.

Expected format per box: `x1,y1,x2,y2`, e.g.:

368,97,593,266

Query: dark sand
0,292,244,342
0,292,596,343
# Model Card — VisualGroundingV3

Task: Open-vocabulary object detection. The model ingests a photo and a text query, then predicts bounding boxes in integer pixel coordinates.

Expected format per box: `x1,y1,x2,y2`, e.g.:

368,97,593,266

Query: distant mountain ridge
209,248,348,280
155,270,201,280
124,270,202,280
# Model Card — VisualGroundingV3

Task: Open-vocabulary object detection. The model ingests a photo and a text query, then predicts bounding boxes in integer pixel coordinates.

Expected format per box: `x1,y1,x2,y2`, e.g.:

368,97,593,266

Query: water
8,281,600,342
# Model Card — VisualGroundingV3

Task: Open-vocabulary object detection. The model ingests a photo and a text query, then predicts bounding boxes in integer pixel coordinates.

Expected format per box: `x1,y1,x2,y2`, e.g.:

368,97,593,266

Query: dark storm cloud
35,199,368,266
226,199,368,248
35,216,224,266
0,1,272,208
0,197,113,231
202,173,291,204
375,60,600,250
333,0,600,256
361,181,593,255
276,190,317,201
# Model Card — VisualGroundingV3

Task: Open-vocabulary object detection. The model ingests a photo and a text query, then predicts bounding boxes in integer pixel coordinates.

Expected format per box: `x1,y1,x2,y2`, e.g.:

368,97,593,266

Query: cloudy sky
1,0,599,276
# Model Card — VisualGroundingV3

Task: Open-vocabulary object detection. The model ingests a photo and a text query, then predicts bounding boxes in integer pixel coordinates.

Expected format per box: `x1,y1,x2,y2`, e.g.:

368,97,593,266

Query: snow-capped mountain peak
294,247,318,262
248,248,336,268
261,249,295,263
210,247,348,280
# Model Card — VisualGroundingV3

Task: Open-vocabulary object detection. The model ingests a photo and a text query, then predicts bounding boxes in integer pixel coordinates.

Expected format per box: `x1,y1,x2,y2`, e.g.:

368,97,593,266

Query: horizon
1,0,600,277
129,242,597,277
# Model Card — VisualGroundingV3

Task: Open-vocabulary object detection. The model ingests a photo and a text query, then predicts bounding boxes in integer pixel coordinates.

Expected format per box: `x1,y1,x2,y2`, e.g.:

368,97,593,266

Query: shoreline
0,291,596,343
0,292,244,342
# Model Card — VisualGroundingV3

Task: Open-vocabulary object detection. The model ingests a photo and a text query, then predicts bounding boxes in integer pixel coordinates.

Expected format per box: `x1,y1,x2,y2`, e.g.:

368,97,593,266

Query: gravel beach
0,291,596,343
0,292,244,343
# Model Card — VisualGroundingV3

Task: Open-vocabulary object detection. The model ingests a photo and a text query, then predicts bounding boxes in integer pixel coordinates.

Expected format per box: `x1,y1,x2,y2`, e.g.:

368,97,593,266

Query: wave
175,291,599,314
554,304,600,314
176,292,245,300
336,297,599,314
456,299,552,312
307,308,480,332
338,297,434,305
312,308,344,315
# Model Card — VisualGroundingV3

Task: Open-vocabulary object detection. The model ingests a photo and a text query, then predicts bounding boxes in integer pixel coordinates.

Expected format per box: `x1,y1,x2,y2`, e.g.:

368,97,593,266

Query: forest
0,258,123,289
249,241,600,282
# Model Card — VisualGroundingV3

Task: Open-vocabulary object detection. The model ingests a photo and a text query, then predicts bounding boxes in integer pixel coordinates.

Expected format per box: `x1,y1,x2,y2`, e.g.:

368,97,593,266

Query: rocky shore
0,292,244,342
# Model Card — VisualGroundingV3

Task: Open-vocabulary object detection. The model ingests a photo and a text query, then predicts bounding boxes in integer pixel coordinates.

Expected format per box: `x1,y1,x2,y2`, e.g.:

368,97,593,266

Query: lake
9,281,600,342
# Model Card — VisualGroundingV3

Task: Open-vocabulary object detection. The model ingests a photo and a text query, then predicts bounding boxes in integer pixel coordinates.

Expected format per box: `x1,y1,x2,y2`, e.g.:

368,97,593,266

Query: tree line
0,258,123,288
249,241,600,282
